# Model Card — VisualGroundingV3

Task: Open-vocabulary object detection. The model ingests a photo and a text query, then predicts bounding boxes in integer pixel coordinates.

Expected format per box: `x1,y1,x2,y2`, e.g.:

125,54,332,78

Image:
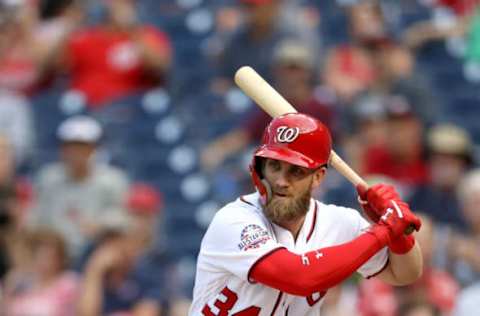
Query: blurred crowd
0,0,479,315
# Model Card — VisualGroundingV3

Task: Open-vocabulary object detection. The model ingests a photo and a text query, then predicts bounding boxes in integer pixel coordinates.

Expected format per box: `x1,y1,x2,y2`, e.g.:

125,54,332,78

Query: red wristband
388,234,415,254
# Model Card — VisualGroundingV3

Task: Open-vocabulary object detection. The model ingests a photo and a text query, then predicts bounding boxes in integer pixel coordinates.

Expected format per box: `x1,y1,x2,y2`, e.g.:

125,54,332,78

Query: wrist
388,234,416,254
367,224,391,246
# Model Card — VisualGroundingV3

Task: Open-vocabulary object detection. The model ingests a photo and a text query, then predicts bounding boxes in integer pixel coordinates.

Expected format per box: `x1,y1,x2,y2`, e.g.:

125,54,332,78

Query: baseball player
189,113,423,315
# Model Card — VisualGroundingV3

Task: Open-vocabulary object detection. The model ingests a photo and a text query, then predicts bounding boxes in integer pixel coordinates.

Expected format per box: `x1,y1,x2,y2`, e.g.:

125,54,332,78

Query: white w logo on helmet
276,126,300,143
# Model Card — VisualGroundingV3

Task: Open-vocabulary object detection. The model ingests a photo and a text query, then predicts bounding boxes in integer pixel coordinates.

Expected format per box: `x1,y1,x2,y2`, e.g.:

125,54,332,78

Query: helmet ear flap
261,179,272,202
249,157,271,205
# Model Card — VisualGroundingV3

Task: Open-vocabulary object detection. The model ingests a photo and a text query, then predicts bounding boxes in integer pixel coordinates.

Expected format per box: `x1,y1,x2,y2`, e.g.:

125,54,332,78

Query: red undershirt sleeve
249,225,390,296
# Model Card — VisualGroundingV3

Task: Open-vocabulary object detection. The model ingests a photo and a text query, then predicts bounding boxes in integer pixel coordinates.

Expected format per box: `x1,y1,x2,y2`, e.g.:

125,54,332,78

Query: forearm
77,269,105,316
379,241,423,286
250,226,390,296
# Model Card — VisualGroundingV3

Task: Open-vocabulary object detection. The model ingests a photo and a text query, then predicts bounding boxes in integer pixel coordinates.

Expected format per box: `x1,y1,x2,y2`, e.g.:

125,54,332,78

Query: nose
274,169,290,188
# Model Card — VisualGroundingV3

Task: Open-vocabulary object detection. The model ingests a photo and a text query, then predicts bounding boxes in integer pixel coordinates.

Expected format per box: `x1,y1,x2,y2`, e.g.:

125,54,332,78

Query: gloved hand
357,184,421,254
356,184,401,223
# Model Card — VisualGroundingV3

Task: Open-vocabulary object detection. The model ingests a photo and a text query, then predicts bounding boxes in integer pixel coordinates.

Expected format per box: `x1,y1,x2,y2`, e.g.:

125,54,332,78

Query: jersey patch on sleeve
238,224,271,251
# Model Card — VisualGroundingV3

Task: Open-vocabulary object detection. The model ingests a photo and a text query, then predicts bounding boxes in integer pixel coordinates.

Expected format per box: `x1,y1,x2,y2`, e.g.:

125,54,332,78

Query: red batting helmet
250,113,332,203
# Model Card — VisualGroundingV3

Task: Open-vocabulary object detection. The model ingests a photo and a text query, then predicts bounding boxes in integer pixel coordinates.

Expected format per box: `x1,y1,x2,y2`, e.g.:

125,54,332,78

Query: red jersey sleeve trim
366,257,390,279
240,195,255,207
247,246,286,284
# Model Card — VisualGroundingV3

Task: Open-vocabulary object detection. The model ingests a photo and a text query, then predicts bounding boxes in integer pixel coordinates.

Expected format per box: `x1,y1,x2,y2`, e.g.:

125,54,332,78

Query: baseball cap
126,183,162,215
273,40,314,69
427,124,473,158
384,95,415,119
57,115,102,143
354,95,387,122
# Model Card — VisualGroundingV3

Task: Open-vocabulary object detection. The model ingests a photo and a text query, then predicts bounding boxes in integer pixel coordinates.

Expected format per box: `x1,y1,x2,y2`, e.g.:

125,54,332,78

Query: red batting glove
356,184,401,222
357,184,421,254
388,234,416,254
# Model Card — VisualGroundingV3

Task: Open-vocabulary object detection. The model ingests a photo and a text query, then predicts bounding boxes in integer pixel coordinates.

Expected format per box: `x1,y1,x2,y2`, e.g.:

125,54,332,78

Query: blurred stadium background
0,0,479,315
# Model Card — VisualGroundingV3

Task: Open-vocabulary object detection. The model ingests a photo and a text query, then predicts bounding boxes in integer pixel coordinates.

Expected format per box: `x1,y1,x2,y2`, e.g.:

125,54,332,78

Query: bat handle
328,150,368,187
328,150,415,235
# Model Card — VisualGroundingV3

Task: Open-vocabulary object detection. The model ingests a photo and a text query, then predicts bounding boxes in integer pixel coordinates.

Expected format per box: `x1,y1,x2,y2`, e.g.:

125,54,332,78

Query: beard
263,185,312,224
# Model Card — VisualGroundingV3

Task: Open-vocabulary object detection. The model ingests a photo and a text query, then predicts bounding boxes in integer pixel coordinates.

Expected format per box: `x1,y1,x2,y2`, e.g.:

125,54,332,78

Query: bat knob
404,225,415,235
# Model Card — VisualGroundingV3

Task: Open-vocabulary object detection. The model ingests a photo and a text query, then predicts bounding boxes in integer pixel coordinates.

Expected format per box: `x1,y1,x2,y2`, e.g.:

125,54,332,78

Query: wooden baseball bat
234,66,414,233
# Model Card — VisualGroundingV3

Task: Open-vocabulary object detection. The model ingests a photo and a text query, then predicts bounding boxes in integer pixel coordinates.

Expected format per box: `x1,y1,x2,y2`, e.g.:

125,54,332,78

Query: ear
312,167,327,189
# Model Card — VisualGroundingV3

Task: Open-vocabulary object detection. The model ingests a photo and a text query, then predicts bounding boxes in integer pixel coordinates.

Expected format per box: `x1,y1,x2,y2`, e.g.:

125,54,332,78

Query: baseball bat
234,66,414,234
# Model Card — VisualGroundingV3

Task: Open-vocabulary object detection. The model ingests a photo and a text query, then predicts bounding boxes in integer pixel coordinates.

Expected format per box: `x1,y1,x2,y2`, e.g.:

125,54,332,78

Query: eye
290,166,308,178
266,159,281,171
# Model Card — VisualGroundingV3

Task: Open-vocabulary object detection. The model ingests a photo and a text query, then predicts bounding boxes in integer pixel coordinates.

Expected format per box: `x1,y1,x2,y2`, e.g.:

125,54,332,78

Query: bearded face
263,178,312,224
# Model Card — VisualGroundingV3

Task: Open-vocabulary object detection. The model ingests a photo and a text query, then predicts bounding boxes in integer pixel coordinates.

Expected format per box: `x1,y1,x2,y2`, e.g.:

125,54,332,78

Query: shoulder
36,163,65,185
211,193,263,227
317,201,362,219
316,201,365,230
94,164,129,182
203,193,267,243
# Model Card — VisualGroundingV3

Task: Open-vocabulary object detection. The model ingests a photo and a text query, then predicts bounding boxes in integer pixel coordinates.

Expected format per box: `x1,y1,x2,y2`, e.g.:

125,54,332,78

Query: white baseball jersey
189,192,388,316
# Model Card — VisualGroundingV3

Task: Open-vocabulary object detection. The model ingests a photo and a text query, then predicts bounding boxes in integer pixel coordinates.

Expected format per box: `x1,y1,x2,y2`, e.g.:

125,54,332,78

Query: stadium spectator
34,0,84,69
362,97,428,195
2,229,80,316
77,183,178,316
409,124,474,229
453,282,480,316
59,0,172,107
0,136,17,188
346,0,390,51
369,42,438,127
201,39,335,171
29,115,129,258
0,136,31,228
213,0,296,90
398,300,441,316
0,92,34,166
321,45,376,109
0,1,42,95
0,182,19,281
0,230,31,300
402,0,474,50
357,214,459,316
446,168,480,285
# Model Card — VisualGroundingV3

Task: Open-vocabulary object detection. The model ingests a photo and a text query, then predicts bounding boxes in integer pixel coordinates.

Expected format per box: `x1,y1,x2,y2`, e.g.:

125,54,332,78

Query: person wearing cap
214,0,308,89
77,183,187,316
409,124,474,230
201,39,335,171
445,168,480,286
29,115,129,259
363,96,429,192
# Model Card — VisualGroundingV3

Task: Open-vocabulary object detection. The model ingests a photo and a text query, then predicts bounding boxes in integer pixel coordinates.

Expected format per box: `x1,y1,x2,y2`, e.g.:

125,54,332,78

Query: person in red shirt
363,96,429,194
63,0,172,107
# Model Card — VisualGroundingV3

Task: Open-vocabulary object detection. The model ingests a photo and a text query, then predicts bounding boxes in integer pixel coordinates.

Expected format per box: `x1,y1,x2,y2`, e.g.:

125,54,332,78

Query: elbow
393,265,423,286
406,266,423,285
